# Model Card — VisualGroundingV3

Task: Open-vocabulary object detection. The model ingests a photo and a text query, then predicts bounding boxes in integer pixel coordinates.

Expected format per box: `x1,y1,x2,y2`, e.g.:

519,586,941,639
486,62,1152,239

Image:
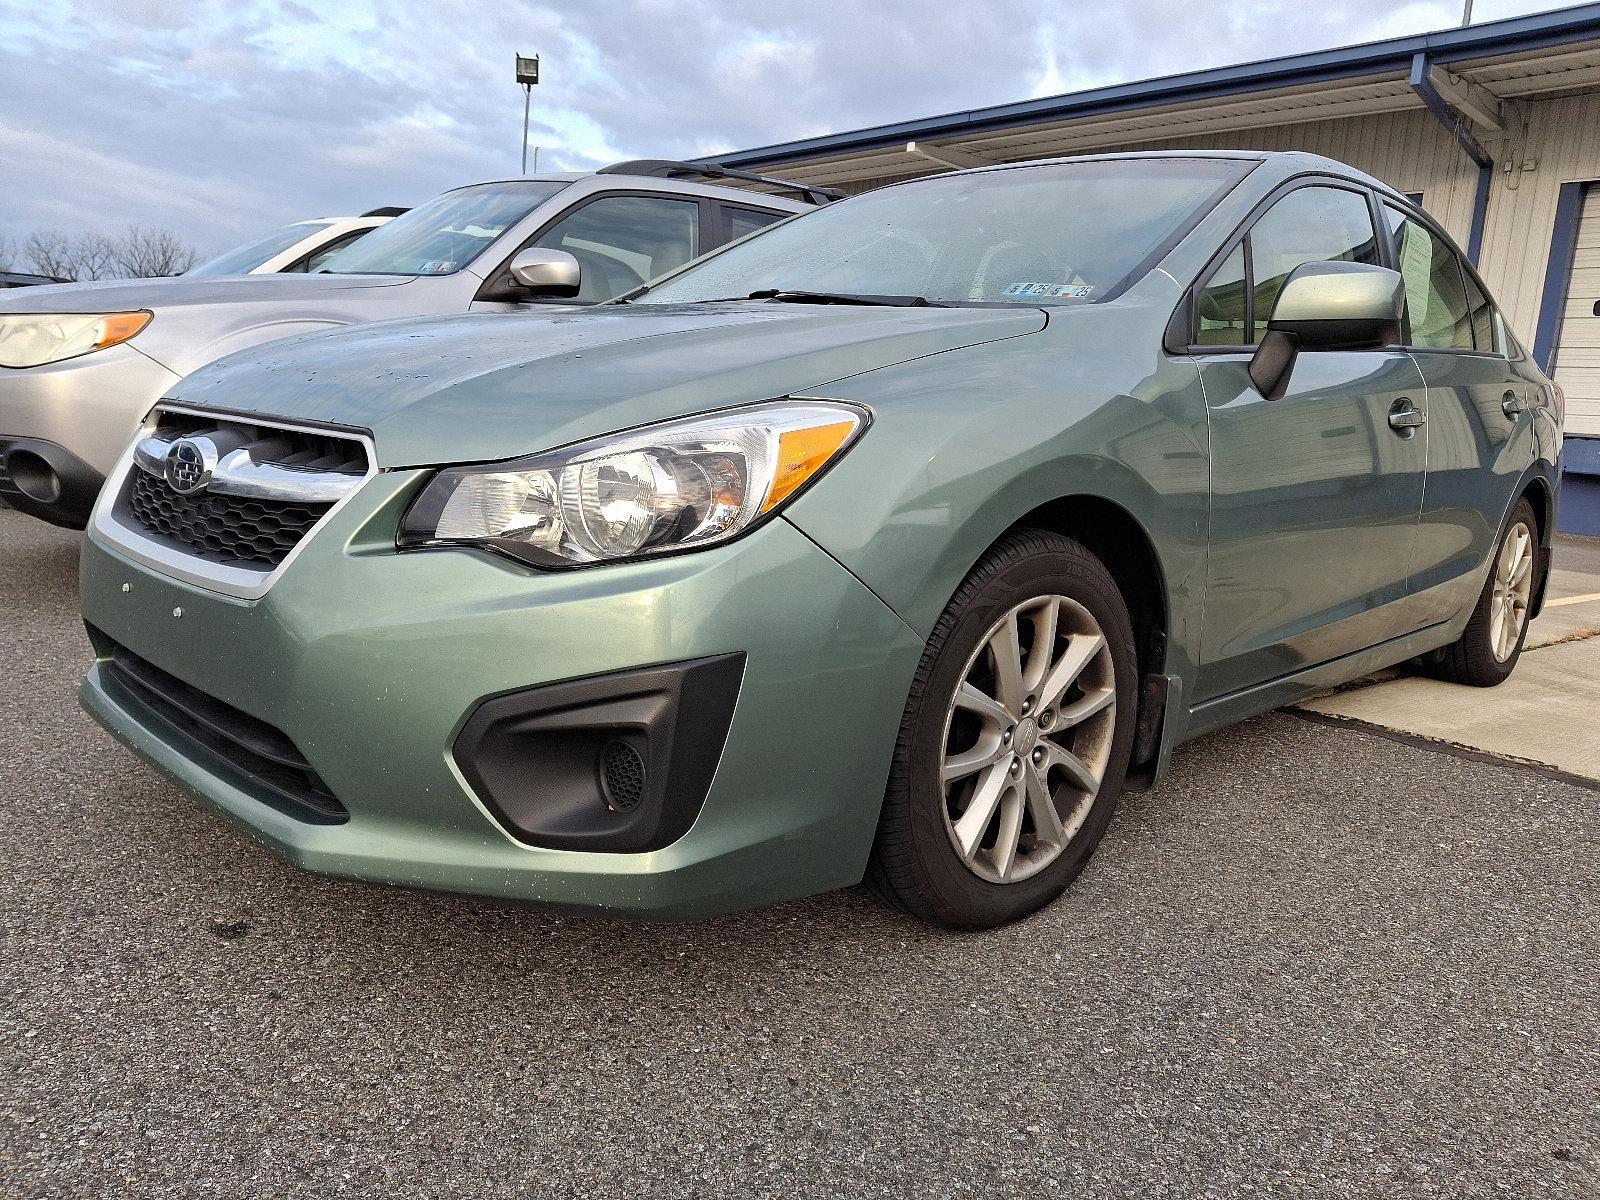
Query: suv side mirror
1249,261,1404,401
505,247,581,297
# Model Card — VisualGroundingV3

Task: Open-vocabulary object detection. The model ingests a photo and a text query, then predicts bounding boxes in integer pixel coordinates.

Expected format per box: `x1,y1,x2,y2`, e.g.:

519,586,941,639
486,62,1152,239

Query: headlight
0,311,152,369
399,400,866,568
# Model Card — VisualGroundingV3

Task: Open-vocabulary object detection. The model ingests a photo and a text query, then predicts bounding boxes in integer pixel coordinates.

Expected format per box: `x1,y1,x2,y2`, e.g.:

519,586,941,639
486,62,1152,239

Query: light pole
516,54,540,174
1461,0,1473,24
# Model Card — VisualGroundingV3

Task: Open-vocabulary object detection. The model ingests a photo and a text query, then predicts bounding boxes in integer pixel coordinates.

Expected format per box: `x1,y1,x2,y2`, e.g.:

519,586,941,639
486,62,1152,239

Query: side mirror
1249,261,1404,401
505,247,581,297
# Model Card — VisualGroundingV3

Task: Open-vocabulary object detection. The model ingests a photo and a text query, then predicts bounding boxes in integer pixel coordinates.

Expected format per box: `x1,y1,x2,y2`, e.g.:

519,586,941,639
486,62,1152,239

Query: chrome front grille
95,406,375,597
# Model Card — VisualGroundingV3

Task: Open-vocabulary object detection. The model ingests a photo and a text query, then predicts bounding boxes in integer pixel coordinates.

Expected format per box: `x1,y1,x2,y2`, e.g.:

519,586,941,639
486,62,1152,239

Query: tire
1427,498,1539,687
869,529,1139,930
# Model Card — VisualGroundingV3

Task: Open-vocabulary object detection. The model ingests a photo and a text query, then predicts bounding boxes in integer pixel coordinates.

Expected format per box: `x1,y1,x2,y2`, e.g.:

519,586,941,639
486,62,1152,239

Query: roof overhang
699,4,1600,189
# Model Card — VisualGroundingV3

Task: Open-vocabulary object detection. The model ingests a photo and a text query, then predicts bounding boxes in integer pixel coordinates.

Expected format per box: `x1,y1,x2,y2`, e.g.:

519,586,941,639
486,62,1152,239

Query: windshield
637,158,1253,306
188,222,333,277
317,181,568,276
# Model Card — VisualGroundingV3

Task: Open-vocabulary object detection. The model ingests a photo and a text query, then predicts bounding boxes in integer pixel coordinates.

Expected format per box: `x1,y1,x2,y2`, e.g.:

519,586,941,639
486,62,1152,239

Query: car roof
431,173,813,213
869,148,1400,202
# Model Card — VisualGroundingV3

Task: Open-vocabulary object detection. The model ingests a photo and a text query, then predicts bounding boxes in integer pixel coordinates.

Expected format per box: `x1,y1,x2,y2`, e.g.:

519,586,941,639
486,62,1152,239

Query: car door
1378,203,1537,626
1190,183,1430,702
470,191,708,310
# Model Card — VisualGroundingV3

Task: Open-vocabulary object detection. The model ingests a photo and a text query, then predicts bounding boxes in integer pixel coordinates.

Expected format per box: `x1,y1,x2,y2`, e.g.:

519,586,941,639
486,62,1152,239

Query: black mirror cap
1268,314,1403,352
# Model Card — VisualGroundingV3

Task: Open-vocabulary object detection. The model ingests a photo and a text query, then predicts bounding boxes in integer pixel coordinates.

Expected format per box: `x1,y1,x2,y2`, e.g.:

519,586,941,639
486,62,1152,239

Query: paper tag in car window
1003,282,1094,299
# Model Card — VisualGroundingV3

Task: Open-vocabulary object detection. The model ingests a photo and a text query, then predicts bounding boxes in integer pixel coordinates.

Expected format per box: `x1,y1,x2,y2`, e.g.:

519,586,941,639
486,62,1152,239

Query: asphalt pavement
1,507,1596,1199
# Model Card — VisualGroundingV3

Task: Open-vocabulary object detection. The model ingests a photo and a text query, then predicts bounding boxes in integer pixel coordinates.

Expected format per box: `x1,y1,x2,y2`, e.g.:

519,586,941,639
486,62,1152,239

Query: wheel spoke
988,612,1026,716
942,735,1004,784
1056,685,1114,728
953,681,1011,729
1023,761,1065,848
1021,598,1059,694
1037,632,1106,711
952,761,1009,859
1042,742,1100,794
1510,542,1533,586
989,784,1024,881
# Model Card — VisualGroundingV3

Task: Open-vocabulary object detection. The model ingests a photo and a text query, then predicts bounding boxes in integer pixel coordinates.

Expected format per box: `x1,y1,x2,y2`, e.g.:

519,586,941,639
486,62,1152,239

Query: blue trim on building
1559,438,1600,536
1467,164,1493,265
703,4,1600,170
1408,52,1495,169
1533,181,1588,374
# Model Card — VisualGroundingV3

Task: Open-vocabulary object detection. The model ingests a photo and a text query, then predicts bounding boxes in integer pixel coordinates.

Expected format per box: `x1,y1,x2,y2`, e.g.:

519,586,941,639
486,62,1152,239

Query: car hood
0,272,411,314
166,302,1048,467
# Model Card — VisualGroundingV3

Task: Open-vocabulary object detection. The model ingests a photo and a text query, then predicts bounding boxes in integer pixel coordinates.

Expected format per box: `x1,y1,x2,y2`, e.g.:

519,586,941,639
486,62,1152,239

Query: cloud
0,0,1573,259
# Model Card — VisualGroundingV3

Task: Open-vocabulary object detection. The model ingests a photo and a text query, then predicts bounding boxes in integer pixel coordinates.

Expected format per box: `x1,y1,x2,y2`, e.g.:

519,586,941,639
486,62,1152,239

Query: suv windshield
638,158,1253,306
188,222,334,277
318,181,568,277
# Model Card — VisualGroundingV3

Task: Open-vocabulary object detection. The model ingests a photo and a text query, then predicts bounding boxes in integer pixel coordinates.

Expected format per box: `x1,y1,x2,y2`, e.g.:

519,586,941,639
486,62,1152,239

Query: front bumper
79,471,924,919
0,344,178,526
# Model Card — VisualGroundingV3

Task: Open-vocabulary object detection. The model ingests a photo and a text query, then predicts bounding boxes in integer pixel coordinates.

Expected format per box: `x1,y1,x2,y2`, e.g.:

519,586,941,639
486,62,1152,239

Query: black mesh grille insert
128,470,330,567
600,740,647,812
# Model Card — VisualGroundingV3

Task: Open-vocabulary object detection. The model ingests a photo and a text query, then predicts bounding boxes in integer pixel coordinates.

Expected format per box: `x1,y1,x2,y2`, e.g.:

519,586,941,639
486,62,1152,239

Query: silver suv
0,161,827,527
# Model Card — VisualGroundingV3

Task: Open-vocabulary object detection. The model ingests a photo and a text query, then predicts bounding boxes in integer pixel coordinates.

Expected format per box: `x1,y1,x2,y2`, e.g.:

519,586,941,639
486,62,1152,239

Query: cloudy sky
0,0,1578,260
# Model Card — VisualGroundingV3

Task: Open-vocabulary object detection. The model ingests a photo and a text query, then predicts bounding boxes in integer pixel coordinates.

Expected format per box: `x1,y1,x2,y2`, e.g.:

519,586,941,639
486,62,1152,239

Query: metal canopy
699,4,1600,190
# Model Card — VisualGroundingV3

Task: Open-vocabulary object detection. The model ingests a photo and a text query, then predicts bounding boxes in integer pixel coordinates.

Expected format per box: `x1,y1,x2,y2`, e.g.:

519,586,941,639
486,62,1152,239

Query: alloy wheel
938,595,1118,884
1491,520,1534,662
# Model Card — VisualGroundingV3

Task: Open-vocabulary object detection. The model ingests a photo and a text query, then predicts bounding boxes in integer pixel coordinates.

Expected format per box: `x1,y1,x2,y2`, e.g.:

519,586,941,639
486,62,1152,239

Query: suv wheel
870,530,1138,929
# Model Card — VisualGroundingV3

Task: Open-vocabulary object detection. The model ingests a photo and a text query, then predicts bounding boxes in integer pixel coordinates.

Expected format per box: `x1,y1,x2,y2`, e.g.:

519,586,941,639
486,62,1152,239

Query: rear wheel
1427,498,1538,687
870,530,1138,929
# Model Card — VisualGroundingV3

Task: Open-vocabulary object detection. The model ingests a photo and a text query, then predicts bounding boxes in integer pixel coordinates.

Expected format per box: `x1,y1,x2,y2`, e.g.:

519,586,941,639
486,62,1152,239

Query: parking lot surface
1,507,1596,1199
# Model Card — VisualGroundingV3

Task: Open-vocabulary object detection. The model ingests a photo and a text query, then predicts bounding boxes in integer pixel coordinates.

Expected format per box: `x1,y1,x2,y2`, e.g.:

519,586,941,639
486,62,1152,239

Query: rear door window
722,206,786,244
1382,206,1474,350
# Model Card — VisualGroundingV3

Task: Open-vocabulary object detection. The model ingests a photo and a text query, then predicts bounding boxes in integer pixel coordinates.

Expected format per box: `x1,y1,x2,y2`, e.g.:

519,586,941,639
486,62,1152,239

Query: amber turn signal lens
762,420,859,513
95,312,152,350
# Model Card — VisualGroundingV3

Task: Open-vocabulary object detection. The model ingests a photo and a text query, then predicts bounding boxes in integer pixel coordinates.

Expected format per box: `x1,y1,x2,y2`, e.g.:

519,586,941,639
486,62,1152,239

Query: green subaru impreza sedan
78,151,1561,928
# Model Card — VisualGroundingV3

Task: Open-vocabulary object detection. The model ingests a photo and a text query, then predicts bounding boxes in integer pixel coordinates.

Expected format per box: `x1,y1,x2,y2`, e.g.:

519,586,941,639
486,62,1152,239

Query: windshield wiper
632,289,948,307
750,288,944,307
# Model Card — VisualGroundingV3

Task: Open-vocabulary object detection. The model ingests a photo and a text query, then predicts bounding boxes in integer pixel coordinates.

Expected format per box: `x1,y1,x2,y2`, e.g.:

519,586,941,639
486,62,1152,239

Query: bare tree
22,226,199,281
0,234,13,273
24,230,78,280
73,232,118,281
111,224,198,278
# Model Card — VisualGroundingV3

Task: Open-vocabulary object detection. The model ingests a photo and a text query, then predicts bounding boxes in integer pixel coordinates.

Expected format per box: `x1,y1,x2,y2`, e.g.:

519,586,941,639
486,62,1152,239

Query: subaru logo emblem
164,437,215,495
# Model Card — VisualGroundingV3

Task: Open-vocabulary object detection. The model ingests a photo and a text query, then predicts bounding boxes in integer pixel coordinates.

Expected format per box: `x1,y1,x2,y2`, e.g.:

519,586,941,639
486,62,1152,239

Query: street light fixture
516,54,540,174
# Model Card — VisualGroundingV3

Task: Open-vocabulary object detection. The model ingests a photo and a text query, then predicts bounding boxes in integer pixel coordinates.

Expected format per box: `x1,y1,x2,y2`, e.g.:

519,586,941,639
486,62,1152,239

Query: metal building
700,4,1600,532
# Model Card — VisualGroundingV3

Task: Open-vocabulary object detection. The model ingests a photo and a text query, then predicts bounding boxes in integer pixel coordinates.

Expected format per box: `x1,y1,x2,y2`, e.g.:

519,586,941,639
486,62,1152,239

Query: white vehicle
186,210,406,277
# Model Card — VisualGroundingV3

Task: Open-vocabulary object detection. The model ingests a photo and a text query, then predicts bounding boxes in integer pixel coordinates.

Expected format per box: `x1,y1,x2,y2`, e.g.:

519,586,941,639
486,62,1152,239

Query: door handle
1388,400,1426,432
1502,391,1527,417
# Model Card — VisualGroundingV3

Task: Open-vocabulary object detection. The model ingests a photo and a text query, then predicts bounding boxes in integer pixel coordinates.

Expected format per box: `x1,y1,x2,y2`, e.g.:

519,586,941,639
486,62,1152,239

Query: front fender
783,319,1211,684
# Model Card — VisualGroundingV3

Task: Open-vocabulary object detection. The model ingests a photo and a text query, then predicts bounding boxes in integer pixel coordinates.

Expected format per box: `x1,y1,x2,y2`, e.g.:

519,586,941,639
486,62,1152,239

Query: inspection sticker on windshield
1003,282,1093,299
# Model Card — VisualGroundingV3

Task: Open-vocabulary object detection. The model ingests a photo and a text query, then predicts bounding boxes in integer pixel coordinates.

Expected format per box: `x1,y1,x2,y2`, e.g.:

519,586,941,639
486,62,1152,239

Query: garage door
1554,186,1600,437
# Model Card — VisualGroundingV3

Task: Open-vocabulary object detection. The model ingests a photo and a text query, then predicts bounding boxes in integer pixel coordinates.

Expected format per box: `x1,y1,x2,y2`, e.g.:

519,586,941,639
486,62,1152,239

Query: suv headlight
0,311,152,369
399,399,866,568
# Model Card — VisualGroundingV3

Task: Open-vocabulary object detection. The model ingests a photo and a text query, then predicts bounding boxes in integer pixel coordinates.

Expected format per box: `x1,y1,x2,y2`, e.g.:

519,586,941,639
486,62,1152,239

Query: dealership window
532,195,702,302
1383,205,1474,350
